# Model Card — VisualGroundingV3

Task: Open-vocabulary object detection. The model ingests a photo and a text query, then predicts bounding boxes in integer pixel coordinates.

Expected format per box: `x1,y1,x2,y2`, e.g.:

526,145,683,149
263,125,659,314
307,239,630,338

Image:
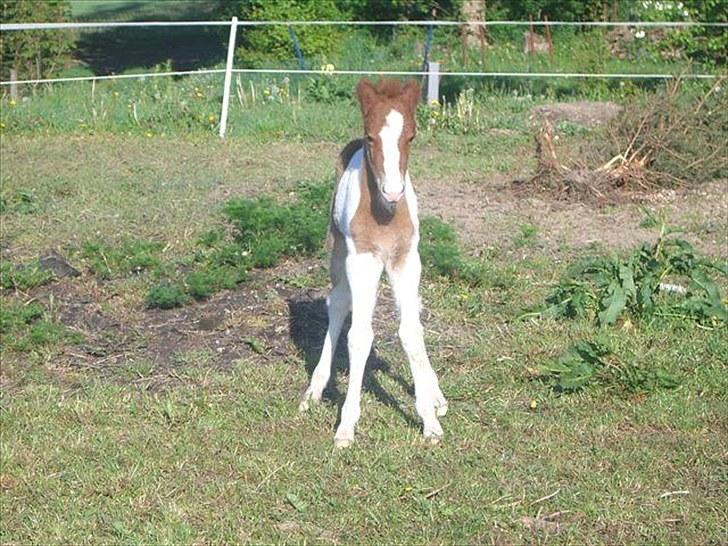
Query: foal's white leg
298,279,351,412
334,252,383,448
388,251,448,443
300,238,350,411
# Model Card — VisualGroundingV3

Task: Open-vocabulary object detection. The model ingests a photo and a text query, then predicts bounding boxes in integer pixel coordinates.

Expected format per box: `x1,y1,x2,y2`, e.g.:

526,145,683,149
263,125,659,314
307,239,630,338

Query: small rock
39,250,80,278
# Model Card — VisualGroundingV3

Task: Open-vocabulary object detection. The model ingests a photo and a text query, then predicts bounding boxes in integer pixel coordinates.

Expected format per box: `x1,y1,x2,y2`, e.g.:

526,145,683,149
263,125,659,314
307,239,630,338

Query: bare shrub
521,78,728,202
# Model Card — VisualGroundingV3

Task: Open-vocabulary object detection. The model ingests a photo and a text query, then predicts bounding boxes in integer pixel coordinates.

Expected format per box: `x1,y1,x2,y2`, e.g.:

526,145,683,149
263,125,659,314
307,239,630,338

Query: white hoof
423,420,443,444
334,437,353,449
298,389,321,413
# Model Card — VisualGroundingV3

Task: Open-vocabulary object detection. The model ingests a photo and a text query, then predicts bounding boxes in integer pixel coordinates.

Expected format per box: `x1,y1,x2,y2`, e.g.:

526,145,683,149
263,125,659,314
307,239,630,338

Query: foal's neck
362,151,400,223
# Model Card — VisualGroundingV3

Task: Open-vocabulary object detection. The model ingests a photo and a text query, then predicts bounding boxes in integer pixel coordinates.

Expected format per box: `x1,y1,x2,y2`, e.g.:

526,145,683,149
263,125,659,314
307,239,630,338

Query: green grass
1,282,725,543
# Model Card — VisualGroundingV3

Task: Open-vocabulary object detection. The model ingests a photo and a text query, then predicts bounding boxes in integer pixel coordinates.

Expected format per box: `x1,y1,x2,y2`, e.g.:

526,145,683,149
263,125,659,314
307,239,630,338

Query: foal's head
356,78,420,210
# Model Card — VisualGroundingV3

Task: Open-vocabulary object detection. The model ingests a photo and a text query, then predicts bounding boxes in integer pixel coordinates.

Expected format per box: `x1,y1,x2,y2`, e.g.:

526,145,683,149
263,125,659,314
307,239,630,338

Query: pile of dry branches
526,77,727,202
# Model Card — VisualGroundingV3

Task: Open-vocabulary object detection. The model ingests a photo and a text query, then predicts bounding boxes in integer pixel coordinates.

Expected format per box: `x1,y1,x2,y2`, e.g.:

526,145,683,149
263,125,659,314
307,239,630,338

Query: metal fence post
426,61,440,104
219,16,238,139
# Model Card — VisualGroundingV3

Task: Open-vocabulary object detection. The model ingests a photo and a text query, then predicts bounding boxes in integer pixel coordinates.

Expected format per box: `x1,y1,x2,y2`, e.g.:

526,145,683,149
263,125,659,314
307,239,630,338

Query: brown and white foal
299,78,448,447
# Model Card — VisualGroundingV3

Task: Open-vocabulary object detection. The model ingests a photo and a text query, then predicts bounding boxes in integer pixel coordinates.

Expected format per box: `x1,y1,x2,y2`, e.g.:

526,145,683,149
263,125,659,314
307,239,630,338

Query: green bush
146,283,189,309
0,0,74,82
80,239,164,280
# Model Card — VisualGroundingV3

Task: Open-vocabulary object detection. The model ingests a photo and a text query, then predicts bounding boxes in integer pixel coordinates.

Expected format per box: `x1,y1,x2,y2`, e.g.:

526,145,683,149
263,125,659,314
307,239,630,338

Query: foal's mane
372,79,410,99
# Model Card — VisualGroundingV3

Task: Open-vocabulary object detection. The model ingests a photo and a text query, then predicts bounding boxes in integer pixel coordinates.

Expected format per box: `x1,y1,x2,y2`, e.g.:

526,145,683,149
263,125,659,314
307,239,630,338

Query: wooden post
219,16,238,139
9,68,18,101
426,61,440,105
527,15,535,61
543,15,554,64
460,25,469,66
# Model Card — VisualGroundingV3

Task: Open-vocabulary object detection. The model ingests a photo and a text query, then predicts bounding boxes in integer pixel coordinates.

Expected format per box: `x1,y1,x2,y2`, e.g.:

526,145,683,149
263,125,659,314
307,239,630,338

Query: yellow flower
113,91,119,97
529,399,538,410
195,91,203,98
0,122,5,129
9,99,16,107
208,114,216,123
145,131,152,137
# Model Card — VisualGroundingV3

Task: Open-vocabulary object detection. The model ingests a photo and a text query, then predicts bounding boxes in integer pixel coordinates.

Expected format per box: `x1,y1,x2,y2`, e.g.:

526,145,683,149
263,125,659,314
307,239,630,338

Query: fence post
426,61,440,105
219,16,238,139
9,68,18,101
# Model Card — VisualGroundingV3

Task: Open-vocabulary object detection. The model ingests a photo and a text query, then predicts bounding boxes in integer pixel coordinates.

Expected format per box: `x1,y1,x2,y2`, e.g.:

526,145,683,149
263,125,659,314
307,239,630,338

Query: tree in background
220,0,350,66
0,0,74,82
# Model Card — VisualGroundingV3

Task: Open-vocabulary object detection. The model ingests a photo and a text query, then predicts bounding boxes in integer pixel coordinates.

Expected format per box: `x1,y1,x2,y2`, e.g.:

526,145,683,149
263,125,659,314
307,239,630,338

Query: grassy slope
1,126,727,543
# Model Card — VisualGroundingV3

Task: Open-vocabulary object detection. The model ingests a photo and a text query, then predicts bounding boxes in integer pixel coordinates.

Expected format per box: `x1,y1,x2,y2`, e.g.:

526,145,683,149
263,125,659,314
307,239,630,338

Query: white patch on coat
378,109,404,195
333,147,363,241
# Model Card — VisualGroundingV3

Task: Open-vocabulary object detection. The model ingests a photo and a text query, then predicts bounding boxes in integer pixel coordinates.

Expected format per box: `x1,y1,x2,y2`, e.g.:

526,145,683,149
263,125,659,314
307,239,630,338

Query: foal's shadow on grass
288,296,418,429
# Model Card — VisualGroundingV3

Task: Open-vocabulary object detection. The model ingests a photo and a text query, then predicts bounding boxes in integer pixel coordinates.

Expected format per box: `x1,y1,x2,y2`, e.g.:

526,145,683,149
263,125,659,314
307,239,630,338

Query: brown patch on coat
350,155,415,271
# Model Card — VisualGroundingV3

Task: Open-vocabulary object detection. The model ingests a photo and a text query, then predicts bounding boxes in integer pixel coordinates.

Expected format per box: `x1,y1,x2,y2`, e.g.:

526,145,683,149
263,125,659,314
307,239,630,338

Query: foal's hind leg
300,237,351,411
387,251,448,442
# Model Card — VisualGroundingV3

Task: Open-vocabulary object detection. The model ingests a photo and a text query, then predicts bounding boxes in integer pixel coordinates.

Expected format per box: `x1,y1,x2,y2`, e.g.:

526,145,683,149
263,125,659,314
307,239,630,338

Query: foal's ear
356,78,377,115
402,80,420,112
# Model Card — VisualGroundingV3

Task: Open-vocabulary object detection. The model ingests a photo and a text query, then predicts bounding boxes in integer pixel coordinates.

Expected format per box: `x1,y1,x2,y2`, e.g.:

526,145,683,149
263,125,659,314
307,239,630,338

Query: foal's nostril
383,190,404,203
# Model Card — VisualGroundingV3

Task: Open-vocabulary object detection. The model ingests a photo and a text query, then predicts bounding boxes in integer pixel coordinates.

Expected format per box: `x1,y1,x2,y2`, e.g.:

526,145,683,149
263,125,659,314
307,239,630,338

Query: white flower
635,30,646,39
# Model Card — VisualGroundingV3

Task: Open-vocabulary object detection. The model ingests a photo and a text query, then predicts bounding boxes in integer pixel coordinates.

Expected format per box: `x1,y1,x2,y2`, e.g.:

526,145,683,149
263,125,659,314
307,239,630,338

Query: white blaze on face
378,109,404,197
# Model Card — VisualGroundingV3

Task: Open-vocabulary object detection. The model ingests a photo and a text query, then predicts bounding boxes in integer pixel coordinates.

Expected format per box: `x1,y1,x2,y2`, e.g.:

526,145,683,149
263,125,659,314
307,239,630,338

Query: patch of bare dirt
416,173,727,256
531,101,623,127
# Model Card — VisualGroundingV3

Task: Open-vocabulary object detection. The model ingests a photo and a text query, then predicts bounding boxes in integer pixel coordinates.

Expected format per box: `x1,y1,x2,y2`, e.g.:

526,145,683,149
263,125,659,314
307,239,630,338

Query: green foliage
146,180,331,307
538,339,681,393
0,299,82,352
226,0,349,67
0,190,42,215
221,180,331,268
542,222,727,327
303,73,352,103
184,267,243,300
625,0,728,65
0,260,53,290
490,0,605,21
0,0,74,81
146,283,189,309
80,239,164,280
419,217,486,286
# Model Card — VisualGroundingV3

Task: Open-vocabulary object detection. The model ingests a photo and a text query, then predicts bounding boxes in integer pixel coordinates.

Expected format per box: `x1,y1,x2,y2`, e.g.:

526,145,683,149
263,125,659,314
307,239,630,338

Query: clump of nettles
540,221,727,327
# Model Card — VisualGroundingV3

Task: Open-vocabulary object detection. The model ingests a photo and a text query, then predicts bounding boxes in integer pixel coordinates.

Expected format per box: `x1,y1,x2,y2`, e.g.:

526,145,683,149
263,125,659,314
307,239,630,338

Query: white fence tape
2,20,728,30
2,18,725,137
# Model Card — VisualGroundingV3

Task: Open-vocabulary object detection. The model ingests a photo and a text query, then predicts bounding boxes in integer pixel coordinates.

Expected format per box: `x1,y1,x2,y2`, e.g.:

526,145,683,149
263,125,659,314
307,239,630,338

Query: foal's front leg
334,253,383,448
388,250,448,443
